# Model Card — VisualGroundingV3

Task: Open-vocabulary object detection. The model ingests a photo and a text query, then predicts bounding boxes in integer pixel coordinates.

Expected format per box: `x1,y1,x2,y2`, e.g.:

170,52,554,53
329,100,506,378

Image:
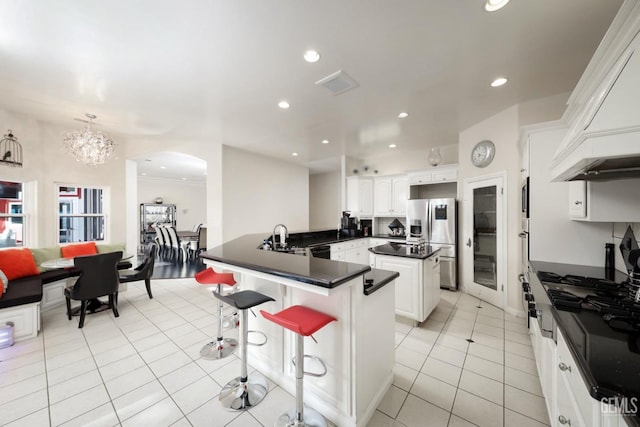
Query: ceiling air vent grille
315,70,359,95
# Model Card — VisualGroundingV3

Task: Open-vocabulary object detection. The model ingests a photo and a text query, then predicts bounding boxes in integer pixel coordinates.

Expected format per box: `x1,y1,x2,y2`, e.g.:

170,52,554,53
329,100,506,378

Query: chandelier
63,114,116,166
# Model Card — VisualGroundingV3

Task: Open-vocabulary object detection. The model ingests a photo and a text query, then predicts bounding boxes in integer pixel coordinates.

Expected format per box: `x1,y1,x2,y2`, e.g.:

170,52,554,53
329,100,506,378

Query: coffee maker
340,211,359,237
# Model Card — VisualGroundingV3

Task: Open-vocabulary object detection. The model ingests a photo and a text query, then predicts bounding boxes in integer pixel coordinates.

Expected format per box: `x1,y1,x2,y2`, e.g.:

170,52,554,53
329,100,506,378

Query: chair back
136,244,157,278
192,223,202,232
197,226,207,252
166,226,181,249
71,251,122,300
153,224,165,245
159,225,171,247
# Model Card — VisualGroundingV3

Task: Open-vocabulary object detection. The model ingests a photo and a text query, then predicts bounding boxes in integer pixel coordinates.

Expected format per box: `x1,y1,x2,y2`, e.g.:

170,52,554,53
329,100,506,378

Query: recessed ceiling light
398,112,409,118
322,139,329,144
292,152,299,156
141,173,147,176
181,178,187,180
490,77,508,87
278,100,290,109
484,0,510,12
389,144,397,148
160,166,167,169
304,50,320,63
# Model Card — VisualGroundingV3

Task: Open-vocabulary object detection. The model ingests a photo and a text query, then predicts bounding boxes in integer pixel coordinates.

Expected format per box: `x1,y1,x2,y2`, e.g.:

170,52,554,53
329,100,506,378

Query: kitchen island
370,242,441,325
199,233,398,427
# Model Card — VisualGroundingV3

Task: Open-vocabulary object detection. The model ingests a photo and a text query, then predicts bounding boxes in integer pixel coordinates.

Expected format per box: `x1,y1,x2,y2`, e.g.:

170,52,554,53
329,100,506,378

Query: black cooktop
530,261,640,425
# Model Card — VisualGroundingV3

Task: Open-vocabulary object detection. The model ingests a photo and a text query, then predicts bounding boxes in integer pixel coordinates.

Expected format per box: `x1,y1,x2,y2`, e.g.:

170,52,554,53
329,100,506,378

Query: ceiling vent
315,70,359,95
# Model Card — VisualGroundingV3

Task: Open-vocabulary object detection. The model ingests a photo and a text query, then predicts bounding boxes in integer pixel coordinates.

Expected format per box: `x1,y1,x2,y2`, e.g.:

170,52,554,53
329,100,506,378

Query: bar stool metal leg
219,308,269,410
200,283,238,360
275,334,327,427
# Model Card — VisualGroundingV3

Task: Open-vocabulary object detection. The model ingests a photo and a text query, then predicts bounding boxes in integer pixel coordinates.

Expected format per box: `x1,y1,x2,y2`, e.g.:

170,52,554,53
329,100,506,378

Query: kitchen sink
257,245,308,256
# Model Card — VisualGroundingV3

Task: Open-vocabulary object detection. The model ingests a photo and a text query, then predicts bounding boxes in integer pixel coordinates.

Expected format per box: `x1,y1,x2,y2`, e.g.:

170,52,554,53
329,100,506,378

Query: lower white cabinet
331,239,370,265
529,320,626,427
373,253,439,323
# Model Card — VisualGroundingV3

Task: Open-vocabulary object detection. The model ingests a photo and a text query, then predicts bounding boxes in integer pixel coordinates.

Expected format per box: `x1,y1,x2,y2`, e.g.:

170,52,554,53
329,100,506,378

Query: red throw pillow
61,242,98,258
0,248,40,281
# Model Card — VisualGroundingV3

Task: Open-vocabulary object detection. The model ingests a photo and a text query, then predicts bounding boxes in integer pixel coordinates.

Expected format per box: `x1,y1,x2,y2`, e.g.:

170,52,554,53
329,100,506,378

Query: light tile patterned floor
0,279,550,426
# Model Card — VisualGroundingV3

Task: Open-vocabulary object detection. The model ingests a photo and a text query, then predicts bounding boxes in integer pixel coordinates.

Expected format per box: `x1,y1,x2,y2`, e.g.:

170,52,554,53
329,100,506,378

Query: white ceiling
0,0,624,178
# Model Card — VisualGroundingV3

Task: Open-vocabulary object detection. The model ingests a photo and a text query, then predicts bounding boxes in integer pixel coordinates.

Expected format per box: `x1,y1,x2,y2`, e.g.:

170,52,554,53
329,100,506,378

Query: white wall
0,108,127,247
309,171,340,230
528,126,612,266
222,146,309,241
459,106,522,314
137,177,206,231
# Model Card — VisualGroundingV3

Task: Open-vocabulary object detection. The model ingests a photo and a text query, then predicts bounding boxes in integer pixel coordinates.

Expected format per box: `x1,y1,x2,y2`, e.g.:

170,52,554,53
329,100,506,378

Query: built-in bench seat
0,243,132,342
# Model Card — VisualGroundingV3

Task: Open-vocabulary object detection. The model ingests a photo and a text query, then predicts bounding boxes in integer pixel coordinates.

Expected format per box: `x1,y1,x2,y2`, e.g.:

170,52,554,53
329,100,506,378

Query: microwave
521,177,530,218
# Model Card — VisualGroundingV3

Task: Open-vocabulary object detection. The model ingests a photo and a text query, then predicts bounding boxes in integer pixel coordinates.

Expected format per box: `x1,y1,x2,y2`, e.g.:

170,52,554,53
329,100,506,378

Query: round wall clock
471,140,495,168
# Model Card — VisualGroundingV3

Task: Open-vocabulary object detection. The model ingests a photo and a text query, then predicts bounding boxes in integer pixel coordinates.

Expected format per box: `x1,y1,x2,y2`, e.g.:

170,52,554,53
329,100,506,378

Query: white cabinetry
346,176,374,218
551,4,640,181
408,164,458,185
520,137,530,180
374,253,440,324
345,239,369,265
374,175,408,217
569,180,640,222
330,242,346,261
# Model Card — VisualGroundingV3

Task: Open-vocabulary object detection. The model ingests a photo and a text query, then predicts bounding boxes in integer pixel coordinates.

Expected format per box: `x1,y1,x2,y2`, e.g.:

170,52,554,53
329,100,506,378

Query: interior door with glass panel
463,175,505,308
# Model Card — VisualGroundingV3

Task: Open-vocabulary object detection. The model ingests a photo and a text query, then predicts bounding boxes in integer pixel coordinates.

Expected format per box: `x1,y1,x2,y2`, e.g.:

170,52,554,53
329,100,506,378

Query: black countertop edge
202,253,371,288
369,242,441,260
363,269,399,295
303,234,405,248
551,307,640,427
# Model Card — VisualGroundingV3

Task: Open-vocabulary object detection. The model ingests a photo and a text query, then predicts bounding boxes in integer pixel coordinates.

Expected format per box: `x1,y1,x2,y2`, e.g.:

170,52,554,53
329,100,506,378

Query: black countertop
530,261,639,425
369,242,440,260
279,230,404,248
200,233,397,293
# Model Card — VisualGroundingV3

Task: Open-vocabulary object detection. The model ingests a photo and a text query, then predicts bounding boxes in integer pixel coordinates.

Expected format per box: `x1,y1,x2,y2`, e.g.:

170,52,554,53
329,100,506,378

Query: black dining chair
64,251,122,328
119,245,157,299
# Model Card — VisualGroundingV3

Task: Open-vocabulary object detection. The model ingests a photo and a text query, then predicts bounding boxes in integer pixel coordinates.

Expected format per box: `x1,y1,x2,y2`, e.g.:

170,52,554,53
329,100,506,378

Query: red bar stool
215,289,275,410
195,268,238,360
261,305,337,427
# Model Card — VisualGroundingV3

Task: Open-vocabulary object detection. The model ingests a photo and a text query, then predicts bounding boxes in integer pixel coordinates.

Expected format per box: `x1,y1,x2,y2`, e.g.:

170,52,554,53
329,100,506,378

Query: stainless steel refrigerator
406,198,457,290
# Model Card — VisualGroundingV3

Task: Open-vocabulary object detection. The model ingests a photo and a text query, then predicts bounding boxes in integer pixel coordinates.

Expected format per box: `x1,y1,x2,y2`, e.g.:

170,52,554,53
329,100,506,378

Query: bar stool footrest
292,354,328,377
247,330,268,347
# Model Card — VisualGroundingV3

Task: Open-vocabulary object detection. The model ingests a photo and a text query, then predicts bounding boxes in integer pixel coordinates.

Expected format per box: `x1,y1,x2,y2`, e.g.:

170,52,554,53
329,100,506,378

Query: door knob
466,238,471,247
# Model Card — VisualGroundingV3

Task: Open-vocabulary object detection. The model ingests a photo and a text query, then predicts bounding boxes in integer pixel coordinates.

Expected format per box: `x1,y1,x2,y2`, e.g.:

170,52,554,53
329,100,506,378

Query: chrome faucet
272,224,288,249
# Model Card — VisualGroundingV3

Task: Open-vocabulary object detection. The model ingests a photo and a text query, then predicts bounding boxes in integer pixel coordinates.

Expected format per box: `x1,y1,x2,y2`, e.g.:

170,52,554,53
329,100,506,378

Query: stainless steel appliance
406,198,457,290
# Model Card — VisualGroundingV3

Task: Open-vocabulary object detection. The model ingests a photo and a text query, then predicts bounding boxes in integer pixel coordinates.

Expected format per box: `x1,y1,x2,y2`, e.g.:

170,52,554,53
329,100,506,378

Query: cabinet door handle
466,238,472,247
558,415,571,425
518,232,528,238
574,201,582,205
558,362,572,372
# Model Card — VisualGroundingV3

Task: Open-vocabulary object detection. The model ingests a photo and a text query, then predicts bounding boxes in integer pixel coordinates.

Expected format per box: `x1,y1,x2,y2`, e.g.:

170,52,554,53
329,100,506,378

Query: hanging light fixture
62,114,116,166
0,129,24,168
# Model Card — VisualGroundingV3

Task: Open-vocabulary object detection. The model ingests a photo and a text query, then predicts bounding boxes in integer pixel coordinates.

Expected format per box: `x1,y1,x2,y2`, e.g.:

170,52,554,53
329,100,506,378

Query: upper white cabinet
374,175,408,217
551,3,640,181
408,164,458,185
346,176,374,218
569,180,640,222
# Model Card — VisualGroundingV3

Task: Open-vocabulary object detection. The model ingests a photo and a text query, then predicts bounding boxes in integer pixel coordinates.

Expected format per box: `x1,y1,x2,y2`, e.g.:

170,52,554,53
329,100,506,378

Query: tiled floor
0,278,550,427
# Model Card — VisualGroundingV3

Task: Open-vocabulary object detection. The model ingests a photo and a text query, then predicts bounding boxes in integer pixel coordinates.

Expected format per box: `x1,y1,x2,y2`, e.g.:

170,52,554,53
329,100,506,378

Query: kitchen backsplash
613,222,640,274
375,217,406,236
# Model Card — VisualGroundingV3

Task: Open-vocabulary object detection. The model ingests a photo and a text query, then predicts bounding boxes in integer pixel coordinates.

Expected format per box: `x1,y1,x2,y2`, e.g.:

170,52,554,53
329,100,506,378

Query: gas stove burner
561,274,620,290
538,271,563,283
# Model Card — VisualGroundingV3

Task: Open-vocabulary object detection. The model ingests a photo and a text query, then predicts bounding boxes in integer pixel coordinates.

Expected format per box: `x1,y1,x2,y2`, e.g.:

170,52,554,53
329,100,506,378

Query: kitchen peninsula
199,233,398,427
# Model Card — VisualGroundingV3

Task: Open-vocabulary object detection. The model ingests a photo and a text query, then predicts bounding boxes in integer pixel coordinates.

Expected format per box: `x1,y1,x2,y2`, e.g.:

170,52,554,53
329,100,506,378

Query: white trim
462,171,508,310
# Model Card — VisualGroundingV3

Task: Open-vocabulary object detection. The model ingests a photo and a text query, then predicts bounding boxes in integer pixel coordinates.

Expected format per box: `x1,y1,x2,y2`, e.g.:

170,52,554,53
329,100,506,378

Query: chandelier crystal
63,114,116,166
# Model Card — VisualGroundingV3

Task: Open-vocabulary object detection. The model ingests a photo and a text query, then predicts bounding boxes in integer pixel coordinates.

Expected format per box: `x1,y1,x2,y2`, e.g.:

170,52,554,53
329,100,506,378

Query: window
57,185,108,243
0,180,25,247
